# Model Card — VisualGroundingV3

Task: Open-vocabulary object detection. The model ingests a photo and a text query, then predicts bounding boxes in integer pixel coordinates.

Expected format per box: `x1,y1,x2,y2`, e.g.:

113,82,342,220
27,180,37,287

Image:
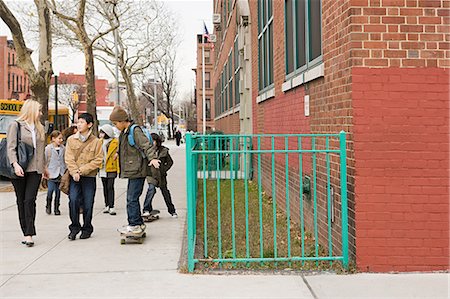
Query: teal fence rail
185,132,348,272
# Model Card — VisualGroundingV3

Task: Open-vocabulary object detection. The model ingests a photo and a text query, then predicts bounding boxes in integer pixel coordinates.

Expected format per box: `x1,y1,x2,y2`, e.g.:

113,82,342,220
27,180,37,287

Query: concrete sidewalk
0,139,448,298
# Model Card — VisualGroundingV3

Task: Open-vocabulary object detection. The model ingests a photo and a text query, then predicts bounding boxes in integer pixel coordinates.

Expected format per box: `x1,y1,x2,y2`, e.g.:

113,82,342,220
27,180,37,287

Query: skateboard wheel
142,232,146,238
120,239,125,245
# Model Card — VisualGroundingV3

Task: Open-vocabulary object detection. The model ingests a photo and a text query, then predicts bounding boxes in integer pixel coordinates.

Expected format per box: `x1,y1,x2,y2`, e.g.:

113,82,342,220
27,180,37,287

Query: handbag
59,135,96,195
0,121,34,179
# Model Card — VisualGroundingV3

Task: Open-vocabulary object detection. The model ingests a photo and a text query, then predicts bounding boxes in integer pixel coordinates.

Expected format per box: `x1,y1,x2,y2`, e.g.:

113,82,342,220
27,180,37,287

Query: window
205,50,210,64
8,53,10,65
258,0,274,91
11,74,14,92
12,54,15,65
285,0,322,76
234,37,240,105
205,72,211,89
8,73,10,90
206,98,211,120
228,54,233,109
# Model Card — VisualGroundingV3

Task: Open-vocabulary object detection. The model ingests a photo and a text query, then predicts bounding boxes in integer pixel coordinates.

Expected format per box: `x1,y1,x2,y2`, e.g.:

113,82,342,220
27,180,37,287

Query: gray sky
0,0,213,103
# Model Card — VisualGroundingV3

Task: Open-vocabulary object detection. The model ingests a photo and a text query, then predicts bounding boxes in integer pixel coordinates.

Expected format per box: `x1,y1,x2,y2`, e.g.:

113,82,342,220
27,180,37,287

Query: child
143,133,177,218
65,113,103,240
109,106,160,234
99,124,119,215
44,130,66,215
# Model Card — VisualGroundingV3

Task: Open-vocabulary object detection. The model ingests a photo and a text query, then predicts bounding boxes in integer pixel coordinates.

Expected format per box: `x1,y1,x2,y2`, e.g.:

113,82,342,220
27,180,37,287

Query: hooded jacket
118,123,157,179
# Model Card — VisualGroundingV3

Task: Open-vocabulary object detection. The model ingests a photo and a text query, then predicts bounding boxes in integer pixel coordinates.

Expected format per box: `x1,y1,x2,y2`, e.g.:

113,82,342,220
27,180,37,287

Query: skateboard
142,209,160,222
118,228,146,244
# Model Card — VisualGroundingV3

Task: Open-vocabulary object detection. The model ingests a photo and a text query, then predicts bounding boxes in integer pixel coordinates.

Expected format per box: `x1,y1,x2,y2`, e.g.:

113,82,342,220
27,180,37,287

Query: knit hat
109,106,129,122
100,124,115,139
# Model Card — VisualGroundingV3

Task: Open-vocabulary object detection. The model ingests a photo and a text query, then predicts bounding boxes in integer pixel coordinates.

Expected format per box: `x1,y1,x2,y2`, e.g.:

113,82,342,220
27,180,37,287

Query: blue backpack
128,124,153,158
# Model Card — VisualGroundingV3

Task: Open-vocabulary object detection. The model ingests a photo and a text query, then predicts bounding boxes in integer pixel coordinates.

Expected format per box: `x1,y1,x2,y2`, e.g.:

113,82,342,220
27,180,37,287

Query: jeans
68,176,96,235
46,179,61,209
143,182,176,215
143,183,156,213
101,177,115,208
126,178,145,226
11,172,42,236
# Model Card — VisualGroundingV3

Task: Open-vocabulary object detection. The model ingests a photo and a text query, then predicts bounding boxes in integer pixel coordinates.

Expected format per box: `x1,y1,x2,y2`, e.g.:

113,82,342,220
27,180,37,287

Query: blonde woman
7,100,48,247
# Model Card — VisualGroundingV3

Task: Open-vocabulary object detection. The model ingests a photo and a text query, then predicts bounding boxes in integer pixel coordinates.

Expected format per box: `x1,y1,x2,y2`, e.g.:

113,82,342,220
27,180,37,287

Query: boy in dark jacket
109,106,159,234
142,133,177,218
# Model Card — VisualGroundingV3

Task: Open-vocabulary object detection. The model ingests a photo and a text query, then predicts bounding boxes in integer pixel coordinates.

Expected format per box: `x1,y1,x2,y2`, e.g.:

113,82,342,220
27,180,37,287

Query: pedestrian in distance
109,106,160,235
98,124,119,216
143,133,177,218
6,99,49,247
175,130,182,146
65,113,103,240
44,130,66,215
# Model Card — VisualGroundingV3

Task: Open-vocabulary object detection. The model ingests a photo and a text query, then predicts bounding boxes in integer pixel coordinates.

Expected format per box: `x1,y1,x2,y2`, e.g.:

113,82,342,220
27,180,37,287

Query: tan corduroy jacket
65,131,103,177
7,120,45,174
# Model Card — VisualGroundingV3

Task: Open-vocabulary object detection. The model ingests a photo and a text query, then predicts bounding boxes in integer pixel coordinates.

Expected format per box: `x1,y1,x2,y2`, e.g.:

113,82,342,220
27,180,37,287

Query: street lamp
104,0,120,106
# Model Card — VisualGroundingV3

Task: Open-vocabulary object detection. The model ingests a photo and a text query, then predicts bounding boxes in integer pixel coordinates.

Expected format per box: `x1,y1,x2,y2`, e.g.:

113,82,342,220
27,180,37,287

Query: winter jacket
146,146,173,187
118,123,157,179
104,138,120,173
65,131,103,177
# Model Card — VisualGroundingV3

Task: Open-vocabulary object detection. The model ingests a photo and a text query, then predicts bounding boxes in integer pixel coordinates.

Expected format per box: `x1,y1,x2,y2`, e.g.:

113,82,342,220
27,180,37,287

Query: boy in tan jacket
65,113,103,240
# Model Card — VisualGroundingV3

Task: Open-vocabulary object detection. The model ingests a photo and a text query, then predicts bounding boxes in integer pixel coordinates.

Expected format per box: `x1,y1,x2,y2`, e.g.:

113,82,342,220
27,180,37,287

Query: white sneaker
170,212,178,218
103,206,109,214
108,208,116,215
127,225,143,234
142,211,150,217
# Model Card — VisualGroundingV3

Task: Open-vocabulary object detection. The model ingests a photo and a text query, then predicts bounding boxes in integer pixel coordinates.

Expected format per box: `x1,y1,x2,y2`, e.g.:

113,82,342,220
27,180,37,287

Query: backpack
128,124,153,158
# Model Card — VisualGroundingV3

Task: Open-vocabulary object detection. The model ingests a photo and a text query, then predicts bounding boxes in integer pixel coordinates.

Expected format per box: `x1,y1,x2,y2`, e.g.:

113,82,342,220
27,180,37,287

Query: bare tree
48,77,82,123
156,49,178,139
0,0,52,123
47,0,118,130
94,0,177,125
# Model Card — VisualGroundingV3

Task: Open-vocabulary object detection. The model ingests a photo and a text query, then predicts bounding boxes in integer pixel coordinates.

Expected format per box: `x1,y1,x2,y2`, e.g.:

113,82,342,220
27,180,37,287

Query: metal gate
185,132,349,272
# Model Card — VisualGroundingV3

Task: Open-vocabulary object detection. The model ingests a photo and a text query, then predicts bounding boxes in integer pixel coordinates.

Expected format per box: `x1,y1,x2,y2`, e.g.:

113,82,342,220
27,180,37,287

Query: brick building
51,72,112,113
211,0,449,272
194,34,215,132
0,36,31,101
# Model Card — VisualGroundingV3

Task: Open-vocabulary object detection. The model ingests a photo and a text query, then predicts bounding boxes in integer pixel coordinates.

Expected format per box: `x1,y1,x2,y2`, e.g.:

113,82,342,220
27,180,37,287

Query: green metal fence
185,132,348,272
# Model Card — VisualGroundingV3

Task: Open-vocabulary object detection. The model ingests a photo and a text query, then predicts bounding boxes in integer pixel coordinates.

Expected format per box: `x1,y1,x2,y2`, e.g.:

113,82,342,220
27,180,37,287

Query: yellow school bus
0,99,70,140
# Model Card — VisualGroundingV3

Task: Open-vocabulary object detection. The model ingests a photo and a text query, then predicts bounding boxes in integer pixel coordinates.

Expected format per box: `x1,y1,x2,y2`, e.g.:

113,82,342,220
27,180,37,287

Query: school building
208,0,449,272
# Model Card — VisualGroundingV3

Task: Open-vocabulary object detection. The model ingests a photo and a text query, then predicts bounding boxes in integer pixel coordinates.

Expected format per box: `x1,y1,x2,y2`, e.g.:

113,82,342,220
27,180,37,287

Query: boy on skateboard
109,106,160,235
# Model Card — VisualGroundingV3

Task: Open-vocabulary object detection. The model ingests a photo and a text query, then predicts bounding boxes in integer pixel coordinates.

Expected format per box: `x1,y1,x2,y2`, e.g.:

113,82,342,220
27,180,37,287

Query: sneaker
170,212,178,218
103,206,109,214
127,225,143,234
142,211,150,217
109,208,116,215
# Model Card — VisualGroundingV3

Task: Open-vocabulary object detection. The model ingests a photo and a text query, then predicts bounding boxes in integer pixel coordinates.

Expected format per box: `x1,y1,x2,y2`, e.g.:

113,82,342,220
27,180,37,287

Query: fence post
339,131,349,269
186,133,195,272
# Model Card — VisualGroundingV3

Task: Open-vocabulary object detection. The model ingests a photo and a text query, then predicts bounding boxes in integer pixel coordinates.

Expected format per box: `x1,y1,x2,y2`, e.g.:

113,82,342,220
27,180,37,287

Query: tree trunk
84,45,98,132
31,82,49,124
121,68,142,126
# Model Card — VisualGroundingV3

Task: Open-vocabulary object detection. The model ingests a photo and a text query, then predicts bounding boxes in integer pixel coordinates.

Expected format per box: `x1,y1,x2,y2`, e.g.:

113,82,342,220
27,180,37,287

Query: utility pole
114,28,120,106
202,35,206,134
54,75,58,131
153,69,158,130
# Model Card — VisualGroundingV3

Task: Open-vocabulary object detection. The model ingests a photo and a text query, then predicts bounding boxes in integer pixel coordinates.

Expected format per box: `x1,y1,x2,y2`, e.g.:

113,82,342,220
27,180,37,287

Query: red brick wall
215,111,240,134
350,0,449,67
353,67,449,272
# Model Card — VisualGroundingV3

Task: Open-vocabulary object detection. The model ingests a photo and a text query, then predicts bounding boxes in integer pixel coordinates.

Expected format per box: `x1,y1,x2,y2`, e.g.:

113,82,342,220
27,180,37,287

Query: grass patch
195,179,353,273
